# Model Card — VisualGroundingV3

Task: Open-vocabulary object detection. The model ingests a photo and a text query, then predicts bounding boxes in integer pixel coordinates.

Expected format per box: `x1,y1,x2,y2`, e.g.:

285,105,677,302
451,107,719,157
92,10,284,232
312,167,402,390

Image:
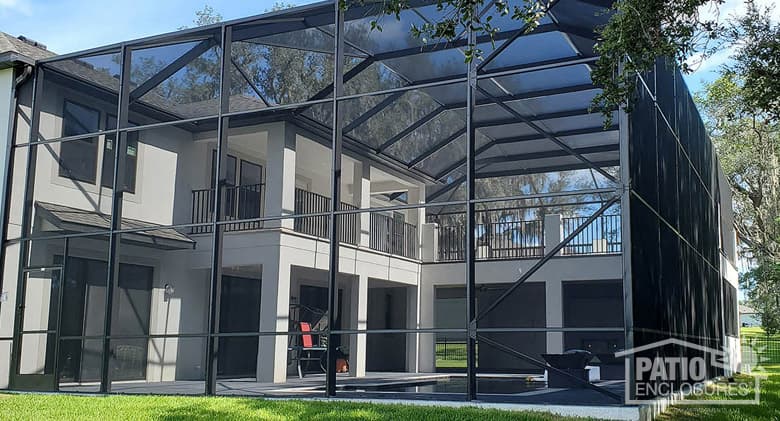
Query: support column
545,280,564,353
264,122,296,230
544,214,563,255
417,280,435,372
408,185,425,259
420,223,438,263
406,285,420,373
258,244,292,383
353,160,370,247
348,274,368,377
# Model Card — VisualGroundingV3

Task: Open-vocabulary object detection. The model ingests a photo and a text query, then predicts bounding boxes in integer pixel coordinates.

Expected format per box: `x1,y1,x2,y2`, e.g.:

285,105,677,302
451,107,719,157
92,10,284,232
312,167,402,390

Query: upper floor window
102,115,138,193
59,101,99,183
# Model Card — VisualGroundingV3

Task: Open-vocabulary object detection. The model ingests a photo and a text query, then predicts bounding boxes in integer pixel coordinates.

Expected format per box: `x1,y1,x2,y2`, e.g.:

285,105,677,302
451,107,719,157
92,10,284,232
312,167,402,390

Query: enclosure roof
36,0,619,192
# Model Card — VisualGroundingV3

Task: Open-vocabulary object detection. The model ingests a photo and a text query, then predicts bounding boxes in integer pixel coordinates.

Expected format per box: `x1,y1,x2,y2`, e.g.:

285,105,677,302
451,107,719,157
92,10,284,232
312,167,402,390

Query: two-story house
0,0,740,410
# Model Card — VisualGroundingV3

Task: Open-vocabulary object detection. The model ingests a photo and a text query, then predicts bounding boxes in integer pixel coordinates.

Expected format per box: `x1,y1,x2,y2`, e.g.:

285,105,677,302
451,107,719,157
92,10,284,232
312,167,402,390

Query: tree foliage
722,1,780,122
741,262,780,336
697,73,780,261
362,0,778,125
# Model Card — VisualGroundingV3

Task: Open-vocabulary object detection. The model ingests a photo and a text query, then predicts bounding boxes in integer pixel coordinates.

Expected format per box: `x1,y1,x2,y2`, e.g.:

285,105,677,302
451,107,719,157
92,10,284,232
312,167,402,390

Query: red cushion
300,322,313,348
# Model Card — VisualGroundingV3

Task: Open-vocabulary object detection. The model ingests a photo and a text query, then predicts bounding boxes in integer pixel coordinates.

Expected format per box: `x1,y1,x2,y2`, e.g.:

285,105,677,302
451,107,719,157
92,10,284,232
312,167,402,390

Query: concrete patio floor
59,371,626,407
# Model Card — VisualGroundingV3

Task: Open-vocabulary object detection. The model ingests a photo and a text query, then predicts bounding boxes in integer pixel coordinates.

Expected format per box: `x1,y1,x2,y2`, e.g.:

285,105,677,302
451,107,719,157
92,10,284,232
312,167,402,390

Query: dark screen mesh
628,59,726,397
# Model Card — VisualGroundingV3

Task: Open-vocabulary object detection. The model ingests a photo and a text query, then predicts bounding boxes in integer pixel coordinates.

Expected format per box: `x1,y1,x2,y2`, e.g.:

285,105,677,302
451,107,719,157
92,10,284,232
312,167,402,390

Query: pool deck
61,371,625,404
57,373,641,419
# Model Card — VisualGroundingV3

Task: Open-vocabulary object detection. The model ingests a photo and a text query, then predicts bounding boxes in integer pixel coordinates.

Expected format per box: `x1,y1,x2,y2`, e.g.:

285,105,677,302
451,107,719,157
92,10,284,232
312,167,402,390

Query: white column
354,161,371,247
408,185,426,260
258,241,292,383
348,274,368,377
264,122,296,230
546,280,564,353
420,223,438,263
544,213,563,255
417,280,436,372
406,285,420,373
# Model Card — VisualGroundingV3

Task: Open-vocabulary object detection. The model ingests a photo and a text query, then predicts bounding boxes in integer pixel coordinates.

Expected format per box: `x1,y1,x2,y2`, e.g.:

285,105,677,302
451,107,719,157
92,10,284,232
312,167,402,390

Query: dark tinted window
59,101,99,183
102,115,139,193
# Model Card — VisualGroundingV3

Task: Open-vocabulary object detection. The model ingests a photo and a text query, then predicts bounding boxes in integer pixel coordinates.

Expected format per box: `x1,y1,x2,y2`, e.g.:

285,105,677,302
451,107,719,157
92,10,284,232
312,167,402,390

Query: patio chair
288,321,327,379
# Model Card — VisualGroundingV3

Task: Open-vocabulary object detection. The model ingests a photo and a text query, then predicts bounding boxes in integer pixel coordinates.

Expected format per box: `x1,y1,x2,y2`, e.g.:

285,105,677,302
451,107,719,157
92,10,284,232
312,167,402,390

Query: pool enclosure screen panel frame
626,59,727,398
0,0,723,402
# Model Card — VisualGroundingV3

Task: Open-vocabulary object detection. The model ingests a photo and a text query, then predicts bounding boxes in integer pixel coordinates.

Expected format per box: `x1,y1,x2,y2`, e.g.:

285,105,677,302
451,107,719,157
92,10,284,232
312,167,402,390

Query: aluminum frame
1,0,649,403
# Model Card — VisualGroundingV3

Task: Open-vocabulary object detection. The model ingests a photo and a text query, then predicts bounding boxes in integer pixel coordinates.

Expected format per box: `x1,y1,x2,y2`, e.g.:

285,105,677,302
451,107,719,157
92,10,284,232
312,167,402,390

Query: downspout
0,64,33,316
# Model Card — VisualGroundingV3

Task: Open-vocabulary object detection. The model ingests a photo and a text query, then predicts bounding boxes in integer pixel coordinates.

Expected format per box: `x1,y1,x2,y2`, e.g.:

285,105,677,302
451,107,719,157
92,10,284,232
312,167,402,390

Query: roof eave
0,51,35,70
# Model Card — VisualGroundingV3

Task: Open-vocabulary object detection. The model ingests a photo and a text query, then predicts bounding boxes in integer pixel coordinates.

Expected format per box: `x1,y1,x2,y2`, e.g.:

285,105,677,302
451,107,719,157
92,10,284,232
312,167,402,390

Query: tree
697,72,780,261
741,262,780,336
696,4,780,334
723,1,780,122
364,0,778,125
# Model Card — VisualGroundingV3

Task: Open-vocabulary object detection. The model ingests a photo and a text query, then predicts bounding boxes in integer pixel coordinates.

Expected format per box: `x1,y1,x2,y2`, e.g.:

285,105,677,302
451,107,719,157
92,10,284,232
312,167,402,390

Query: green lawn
0,394,594,421
658,364,780,421
741,327,780,339
1,366,777,420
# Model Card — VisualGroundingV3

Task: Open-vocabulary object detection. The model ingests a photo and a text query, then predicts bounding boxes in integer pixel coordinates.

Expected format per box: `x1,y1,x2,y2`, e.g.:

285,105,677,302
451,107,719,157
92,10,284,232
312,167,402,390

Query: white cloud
688,0,779,81
0,0,31,15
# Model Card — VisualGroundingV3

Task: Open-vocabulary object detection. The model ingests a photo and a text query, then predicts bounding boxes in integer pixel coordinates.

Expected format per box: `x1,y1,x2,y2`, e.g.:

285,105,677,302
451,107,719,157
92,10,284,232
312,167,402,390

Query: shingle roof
0,32,55,65
36,201,195,249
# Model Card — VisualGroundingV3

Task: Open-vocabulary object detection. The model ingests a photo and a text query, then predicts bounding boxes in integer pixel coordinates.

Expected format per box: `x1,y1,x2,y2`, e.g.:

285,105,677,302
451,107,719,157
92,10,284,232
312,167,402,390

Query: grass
0,394,596,421
657,364,780,421
436,342,467,369
1,365,777,420
741,327,780,339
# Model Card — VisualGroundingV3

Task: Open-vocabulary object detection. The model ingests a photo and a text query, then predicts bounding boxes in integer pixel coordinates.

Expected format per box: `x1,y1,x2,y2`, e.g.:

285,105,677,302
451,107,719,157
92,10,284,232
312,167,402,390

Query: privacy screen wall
628,58,726,389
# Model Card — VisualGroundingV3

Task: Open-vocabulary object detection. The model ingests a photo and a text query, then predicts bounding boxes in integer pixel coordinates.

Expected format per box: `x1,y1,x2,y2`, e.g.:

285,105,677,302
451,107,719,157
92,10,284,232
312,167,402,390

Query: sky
0,0,777,95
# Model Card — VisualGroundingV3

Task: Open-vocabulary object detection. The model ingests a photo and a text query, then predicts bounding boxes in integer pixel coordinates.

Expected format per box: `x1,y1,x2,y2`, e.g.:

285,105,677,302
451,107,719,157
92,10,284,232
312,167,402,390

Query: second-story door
211,152,238,218
238,160,263,220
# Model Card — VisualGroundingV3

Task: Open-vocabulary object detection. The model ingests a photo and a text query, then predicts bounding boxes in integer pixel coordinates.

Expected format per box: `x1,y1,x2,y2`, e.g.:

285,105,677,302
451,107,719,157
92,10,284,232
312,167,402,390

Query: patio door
11,266,64,391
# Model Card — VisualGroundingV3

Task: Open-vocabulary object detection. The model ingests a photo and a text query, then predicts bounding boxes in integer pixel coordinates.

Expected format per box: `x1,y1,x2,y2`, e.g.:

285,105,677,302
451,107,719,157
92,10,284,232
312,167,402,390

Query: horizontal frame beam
475,143,619,165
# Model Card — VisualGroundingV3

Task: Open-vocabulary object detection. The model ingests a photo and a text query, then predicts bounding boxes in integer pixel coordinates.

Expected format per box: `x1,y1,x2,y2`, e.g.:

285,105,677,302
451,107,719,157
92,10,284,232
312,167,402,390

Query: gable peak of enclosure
0,0,739,412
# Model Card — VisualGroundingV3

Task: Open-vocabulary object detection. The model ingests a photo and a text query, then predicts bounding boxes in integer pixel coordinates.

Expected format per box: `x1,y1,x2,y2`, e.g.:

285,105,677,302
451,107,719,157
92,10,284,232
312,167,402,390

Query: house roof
0,32,55,68
35,201,195,250
739,304,757,315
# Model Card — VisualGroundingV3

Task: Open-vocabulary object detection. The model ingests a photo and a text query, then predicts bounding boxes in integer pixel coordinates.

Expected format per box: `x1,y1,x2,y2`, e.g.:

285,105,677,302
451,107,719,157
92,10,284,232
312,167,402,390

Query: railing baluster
429,209,620,262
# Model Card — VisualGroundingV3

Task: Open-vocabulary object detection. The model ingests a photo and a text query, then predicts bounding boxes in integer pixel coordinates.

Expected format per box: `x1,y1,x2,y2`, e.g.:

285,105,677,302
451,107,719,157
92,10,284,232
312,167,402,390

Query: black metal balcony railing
369,213,418,259
294,188,359,245
429,211,621,262
562,214,622,255
429,209,544,262
191,184,264,234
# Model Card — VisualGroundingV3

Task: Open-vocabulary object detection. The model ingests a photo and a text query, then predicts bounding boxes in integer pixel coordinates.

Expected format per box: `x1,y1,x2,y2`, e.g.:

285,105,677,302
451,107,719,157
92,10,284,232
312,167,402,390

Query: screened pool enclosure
0,0,739,407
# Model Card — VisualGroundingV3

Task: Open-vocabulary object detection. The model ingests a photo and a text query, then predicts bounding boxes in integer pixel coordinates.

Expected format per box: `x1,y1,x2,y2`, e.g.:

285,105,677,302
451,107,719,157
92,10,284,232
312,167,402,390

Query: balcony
427,211,621,263
190,186,420,260
191,184,264,234
294,189,419,260
293,188,359,245
190,186,617,262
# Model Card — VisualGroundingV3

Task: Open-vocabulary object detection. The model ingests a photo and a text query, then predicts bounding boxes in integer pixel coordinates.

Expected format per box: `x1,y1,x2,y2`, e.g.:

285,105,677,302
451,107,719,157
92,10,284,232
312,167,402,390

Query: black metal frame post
465,8,478,401
8,66,41,390
205,25,231,395
325,2,345,398
617,80,635,402
100,44,131,393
